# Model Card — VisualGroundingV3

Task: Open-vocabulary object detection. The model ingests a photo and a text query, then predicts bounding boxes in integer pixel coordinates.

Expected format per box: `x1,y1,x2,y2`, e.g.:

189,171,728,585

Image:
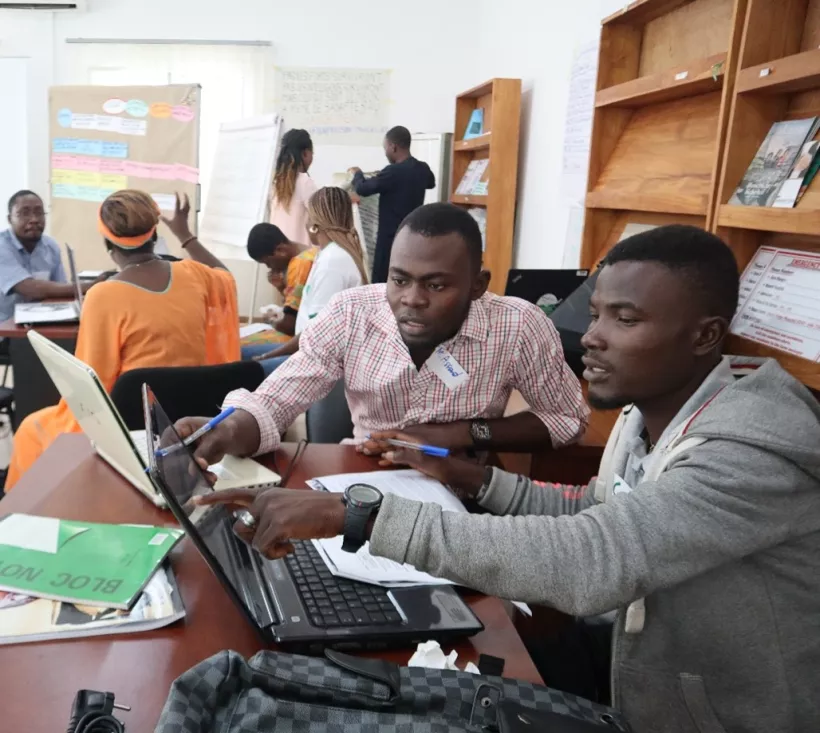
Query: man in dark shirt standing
350,126,435,283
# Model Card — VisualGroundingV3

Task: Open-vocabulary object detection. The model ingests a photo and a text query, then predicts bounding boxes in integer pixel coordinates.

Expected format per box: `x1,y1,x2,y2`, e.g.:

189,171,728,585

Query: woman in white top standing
270,129,318,242
253,186,369,376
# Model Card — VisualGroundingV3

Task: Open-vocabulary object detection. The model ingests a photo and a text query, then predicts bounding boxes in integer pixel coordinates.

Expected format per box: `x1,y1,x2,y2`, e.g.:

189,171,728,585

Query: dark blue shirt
353,156,435,282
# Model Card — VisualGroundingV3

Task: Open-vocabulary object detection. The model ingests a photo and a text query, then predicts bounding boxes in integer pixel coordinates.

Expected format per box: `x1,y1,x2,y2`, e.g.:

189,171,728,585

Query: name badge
428,346,470,390
612,474,633,496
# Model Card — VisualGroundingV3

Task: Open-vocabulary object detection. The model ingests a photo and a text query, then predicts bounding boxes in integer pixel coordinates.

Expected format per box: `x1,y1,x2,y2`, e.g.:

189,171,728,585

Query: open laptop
14,244,84,325
27,330,280,507
505,268,590,317
547,269,601,378
143,384,484,652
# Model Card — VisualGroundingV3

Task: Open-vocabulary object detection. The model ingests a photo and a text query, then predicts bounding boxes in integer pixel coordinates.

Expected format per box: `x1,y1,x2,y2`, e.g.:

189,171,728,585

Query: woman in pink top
270,129,318,242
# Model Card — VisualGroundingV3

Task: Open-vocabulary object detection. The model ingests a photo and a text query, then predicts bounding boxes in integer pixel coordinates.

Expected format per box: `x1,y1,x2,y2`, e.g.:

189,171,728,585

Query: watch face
346,483,382,508
472,421,492,442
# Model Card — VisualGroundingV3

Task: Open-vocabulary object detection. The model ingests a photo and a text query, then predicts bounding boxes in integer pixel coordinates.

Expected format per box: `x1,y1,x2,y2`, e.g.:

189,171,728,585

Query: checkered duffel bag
155,648,628,732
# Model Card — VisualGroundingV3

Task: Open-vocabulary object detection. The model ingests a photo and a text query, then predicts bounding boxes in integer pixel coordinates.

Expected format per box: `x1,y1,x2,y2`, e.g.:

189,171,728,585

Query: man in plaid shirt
182,203,588,459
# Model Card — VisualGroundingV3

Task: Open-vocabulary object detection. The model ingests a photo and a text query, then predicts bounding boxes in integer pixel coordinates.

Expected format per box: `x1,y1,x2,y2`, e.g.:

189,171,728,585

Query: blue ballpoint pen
154,406,237,458
182,406,236,447
385,438,450,458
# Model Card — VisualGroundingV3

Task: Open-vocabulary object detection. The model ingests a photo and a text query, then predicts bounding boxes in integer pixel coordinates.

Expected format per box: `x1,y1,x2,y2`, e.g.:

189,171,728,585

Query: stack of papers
307,470,466,587
307,469,467,514
312,537,452,587
0,514,184,609
0,567,185,645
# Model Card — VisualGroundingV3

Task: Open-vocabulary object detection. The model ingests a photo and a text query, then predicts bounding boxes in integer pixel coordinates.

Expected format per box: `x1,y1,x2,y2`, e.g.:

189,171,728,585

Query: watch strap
342,503,371,552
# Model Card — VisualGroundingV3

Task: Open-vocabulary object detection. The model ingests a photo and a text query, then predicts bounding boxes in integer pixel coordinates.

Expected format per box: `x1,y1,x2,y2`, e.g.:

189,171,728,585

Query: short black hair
385,126,411,150
247,223,289,262
602,224,739,321
398,203,483,272
8,190,41,214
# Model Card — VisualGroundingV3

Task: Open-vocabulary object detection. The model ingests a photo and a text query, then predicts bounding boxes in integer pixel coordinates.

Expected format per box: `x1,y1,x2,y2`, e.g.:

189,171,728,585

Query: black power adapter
66,690,130,733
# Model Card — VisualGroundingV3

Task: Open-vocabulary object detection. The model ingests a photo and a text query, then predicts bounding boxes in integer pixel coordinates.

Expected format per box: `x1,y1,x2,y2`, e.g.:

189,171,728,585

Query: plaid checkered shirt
225,285,589,455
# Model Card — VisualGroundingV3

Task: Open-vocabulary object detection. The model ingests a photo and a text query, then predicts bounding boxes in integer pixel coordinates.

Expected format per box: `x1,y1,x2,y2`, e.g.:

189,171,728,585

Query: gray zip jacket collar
370,360,820,732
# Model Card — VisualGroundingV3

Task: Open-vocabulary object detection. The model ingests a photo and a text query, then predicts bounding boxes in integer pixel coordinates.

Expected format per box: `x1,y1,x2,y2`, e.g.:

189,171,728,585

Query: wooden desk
0,435,542,732
0,319,79,429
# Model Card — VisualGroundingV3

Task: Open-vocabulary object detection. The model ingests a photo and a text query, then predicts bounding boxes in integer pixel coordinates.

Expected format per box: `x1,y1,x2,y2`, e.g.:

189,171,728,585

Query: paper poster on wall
275,66,390,146
49,84,201,271
731,246,820,361
561,39,599,202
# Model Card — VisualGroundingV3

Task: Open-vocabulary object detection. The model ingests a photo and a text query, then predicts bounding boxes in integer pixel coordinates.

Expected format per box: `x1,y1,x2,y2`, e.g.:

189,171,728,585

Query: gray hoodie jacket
370,360,820,733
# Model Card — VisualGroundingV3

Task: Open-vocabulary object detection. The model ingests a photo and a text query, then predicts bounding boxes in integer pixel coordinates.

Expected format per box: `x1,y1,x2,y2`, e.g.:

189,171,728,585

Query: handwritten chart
275,67,389,145
49,84,201,271
731,246,820,361
51,102,199,204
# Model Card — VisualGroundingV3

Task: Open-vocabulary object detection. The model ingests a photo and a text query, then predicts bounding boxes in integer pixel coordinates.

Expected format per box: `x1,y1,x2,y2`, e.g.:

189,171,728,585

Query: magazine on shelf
728,118,819,207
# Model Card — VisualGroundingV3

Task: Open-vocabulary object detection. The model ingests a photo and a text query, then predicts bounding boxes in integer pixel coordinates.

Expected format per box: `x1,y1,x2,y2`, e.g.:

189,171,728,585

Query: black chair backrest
305,380,353,444
111,361,265,431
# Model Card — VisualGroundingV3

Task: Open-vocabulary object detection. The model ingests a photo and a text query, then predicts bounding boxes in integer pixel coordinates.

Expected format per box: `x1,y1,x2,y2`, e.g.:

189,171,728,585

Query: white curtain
63,42,272,211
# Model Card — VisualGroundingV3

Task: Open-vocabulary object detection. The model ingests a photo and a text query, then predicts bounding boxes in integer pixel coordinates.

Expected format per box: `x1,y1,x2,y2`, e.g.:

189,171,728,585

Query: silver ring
235,509,257,529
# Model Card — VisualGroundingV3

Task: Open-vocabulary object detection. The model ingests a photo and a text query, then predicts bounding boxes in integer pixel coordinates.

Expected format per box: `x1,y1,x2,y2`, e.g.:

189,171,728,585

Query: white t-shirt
295,242,364,334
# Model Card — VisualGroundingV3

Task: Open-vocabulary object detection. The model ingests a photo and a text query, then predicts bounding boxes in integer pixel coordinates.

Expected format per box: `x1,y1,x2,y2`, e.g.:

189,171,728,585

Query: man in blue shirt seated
350,126,435,284
0,190,82,322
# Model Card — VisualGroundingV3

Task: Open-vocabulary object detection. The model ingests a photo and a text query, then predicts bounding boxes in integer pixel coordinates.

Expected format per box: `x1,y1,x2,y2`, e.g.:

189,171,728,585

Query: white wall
478,0,626,268
0,58,29,211
0,0,622,268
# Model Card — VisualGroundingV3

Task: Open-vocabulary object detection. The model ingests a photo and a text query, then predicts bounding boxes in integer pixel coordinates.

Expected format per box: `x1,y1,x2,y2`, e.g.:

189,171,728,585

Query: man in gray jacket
193,226,820,733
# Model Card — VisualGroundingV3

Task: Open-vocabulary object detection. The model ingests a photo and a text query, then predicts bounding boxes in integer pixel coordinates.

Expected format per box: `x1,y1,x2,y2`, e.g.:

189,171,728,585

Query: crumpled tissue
259,304,284,319
407,640,480,674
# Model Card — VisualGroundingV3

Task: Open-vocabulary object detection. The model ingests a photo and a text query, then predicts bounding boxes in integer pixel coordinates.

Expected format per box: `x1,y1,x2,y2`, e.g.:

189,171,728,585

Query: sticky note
118,119,147,136
100,174,127,190
101,141,128,159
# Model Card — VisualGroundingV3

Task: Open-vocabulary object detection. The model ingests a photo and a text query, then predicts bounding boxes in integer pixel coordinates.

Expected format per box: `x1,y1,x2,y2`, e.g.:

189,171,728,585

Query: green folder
0,514,184,609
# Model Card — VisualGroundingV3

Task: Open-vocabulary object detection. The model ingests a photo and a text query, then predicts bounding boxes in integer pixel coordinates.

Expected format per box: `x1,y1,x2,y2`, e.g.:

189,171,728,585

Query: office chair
110,361,265,431
0,338,10,387
305,380,354,444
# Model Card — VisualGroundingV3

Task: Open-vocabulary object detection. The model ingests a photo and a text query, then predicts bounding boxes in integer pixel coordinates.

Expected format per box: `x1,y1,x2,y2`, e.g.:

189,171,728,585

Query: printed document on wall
275,67,390,146
561,40,599,202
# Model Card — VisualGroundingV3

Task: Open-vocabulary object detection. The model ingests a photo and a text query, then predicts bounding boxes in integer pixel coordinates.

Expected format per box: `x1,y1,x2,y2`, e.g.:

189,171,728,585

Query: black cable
70,712,125,733
66,690,128,733
280,438,308,486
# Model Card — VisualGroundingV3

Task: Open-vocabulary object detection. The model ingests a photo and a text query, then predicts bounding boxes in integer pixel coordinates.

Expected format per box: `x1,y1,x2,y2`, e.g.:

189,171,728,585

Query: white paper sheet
313,536,453,587
307,469,467,515
239,323,273,339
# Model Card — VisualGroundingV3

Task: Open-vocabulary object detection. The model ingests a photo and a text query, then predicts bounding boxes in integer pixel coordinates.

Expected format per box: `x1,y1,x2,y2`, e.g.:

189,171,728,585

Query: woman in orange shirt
6,190,240,489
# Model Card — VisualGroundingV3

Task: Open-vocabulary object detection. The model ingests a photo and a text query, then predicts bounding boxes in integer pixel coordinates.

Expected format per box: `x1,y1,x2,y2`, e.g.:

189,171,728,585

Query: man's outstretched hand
194,487,345,559
361,430,487,497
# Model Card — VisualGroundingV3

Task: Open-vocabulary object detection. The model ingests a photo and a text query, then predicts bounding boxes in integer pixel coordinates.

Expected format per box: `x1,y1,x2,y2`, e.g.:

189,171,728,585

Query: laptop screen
65,244,83,309
144,385,272,629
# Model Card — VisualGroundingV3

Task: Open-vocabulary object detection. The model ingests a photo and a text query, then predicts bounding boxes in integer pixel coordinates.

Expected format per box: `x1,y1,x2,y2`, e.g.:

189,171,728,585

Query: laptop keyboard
286,541,403,628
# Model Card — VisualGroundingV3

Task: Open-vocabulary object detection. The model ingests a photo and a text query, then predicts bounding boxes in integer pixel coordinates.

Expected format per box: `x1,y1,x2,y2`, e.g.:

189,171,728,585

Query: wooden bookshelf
450,78,521,295
581,0,747,268
715,0,820,391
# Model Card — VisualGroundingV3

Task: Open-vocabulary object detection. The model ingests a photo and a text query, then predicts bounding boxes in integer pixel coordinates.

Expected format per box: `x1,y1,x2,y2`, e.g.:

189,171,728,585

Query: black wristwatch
470,419,493,448
341,483,383,553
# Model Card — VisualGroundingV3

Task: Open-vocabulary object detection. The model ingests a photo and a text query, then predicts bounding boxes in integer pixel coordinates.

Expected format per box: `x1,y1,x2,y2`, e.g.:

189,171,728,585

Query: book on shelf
0,514,184,610
796,146,820,205
455,159,489,196
467,207,487,252
772,140,820,208
728,118,819,207
463,108,484,140
0,566,185,645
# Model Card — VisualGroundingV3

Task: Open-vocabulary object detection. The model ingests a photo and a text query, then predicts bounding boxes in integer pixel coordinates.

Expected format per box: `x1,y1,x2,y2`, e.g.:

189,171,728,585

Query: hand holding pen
156,407,236,458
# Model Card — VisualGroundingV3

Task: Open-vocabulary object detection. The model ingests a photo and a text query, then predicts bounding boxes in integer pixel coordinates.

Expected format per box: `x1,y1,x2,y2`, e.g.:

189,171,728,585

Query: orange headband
97,200,160,249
